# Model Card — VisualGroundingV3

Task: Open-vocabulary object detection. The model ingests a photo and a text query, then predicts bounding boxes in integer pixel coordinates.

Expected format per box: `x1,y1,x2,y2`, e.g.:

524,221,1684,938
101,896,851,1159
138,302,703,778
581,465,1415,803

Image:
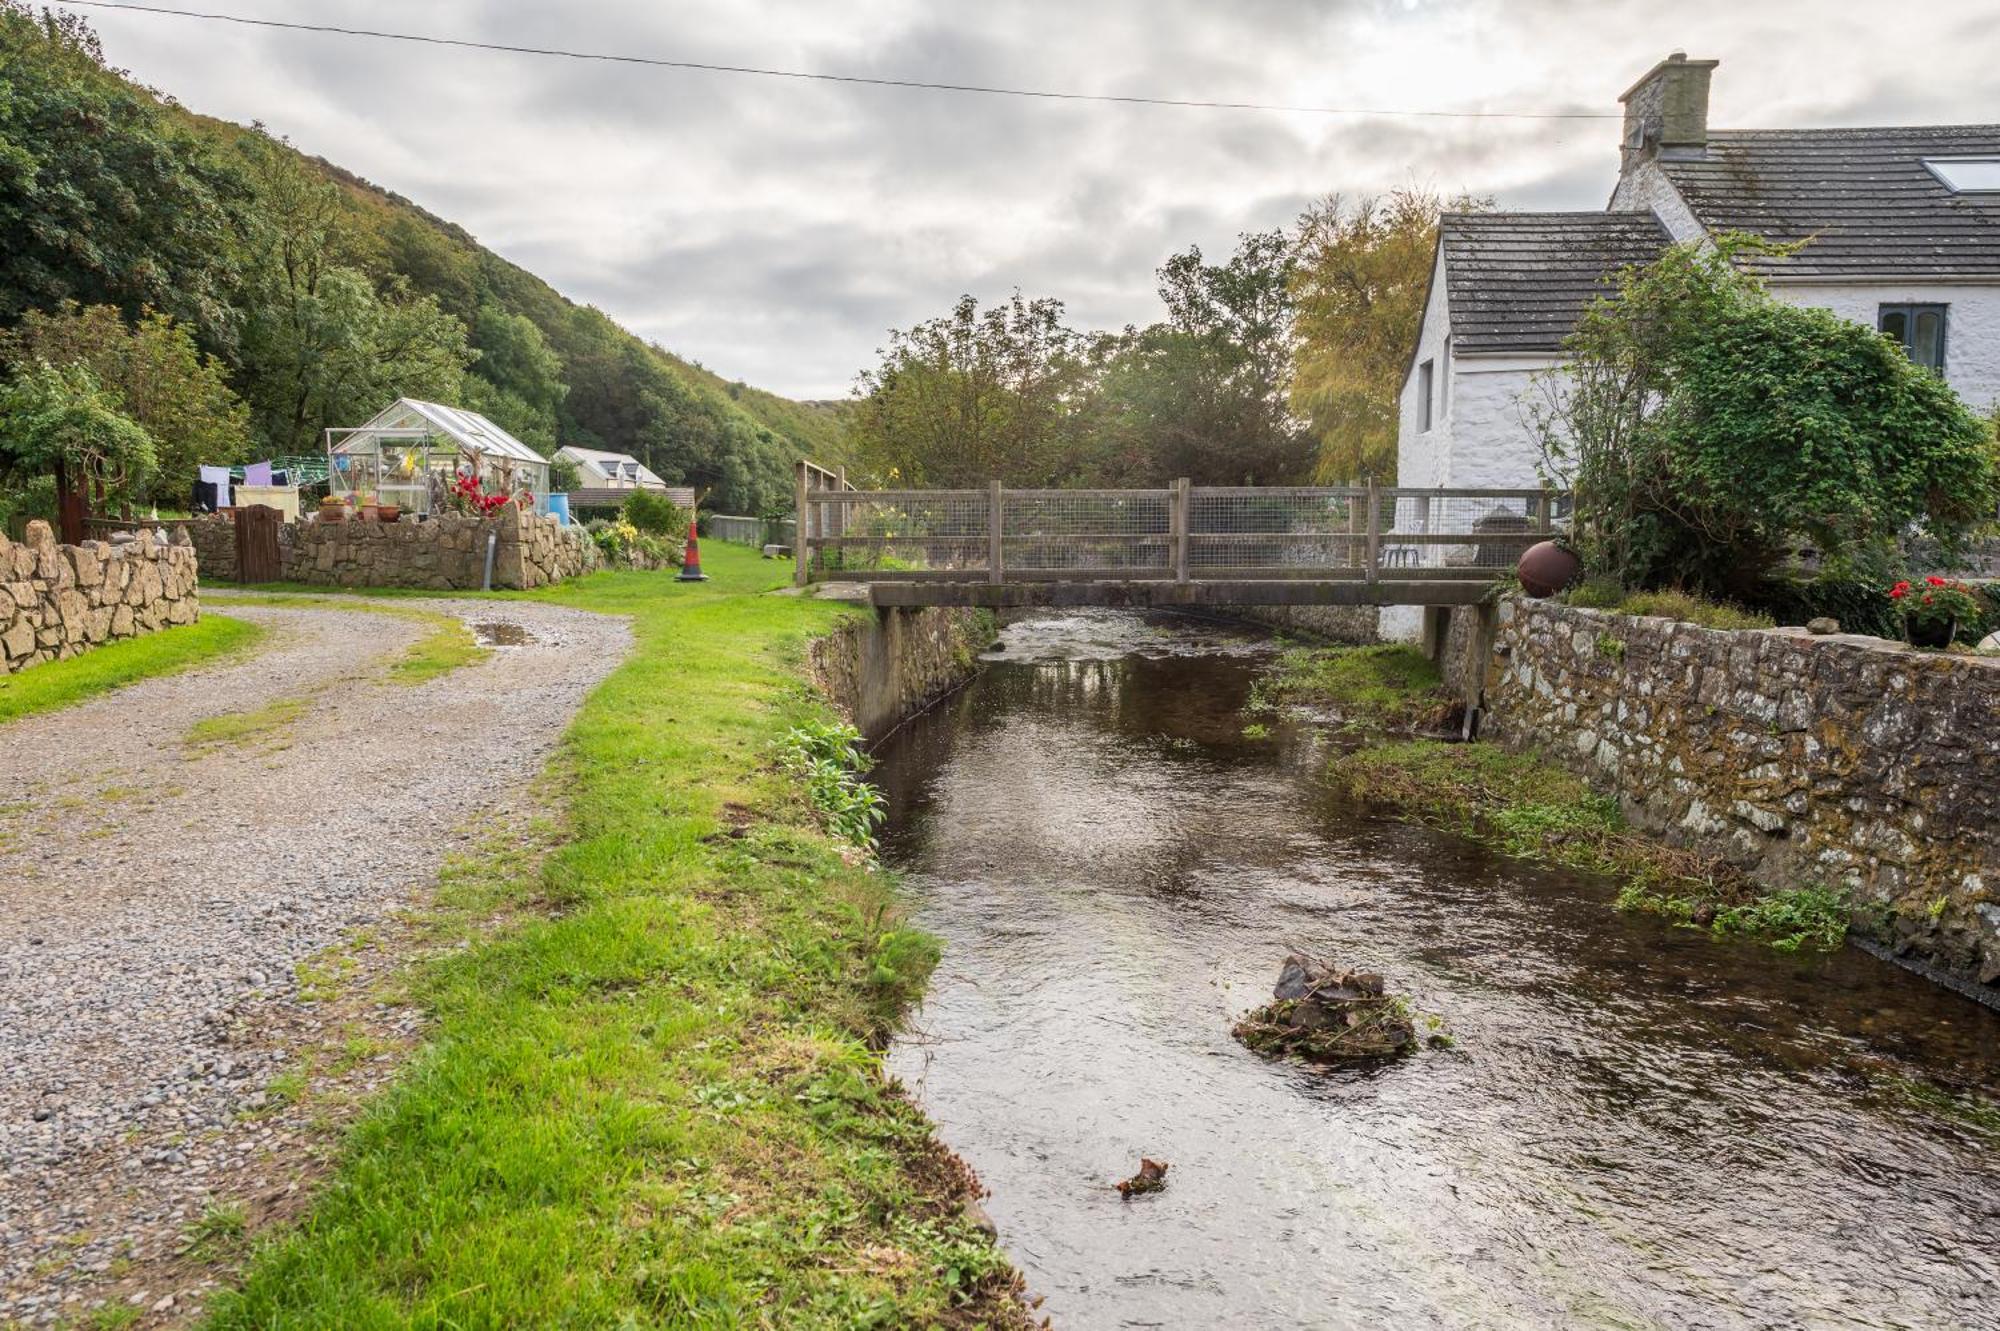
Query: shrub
621,487,688,538
780,719,886,850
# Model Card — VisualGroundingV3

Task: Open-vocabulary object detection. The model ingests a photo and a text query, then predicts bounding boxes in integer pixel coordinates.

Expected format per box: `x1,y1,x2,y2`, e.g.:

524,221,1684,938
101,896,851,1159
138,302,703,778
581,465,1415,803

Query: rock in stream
1232,955,1418,1062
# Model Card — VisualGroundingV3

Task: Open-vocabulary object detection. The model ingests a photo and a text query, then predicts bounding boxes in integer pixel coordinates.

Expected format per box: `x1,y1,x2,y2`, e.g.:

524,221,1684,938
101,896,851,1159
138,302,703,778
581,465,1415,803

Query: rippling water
876,610,2000,1331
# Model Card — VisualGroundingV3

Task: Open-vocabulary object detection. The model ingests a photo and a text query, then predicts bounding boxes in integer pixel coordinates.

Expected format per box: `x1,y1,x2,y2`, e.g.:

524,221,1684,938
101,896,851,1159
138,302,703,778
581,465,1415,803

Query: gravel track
0,594,629,1325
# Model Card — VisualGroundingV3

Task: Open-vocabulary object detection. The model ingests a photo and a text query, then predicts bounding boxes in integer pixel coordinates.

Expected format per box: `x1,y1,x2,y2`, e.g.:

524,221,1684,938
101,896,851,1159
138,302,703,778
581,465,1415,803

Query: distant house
1398,52,2000,494
556,446,696,512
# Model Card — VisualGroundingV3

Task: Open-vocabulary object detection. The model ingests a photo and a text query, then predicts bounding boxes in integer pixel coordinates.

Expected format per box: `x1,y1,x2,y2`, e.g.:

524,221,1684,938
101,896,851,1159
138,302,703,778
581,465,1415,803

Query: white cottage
1398,52,2000,496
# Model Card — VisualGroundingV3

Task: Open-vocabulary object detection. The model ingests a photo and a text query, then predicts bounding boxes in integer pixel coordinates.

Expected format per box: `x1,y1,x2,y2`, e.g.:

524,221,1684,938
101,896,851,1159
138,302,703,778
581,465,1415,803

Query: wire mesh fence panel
1188,487,1366,571
806,490,991,576
1380,491,1550,572
1000,490,1172,571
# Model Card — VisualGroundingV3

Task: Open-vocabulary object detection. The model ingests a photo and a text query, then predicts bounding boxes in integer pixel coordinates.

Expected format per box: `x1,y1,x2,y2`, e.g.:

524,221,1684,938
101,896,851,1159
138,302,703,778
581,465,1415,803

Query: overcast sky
69,0,2000,398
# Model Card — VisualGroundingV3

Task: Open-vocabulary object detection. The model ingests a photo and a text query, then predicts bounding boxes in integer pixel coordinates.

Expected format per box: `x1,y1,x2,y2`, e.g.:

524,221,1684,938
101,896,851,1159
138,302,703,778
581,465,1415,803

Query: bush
620,487,688,538
585,517,680,569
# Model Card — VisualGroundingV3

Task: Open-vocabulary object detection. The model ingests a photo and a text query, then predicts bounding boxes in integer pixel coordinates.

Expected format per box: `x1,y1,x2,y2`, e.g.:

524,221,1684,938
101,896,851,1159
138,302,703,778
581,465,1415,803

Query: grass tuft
0,614,265,725
1565,579,1774,631
1252,643,1454,730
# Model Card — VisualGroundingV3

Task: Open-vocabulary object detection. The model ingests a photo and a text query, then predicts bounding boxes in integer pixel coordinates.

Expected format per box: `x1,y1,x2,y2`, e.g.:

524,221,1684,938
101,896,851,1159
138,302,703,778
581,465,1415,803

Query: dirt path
0,595,629,1326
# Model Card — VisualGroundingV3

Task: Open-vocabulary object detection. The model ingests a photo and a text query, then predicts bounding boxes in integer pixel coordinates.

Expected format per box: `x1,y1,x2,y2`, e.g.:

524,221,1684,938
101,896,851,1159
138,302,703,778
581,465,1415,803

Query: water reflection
877,610,2000,1331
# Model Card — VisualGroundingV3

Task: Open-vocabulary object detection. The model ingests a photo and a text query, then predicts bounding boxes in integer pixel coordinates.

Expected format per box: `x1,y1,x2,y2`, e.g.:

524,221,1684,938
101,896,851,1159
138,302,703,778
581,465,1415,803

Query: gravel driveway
0,594,629,1325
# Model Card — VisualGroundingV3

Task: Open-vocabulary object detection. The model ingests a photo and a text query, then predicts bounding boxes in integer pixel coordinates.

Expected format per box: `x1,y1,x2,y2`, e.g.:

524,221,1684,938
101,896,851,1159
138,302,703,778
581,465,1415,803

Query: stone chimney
1619,51,1718,170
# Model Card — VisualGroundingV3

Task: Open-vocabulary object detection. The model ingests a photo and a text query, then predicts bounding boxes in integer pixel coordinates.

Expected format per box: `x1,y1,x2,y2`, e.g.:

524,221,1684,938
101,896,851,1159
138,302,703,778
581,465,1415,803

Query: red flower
1926,575,1948,588
1888,580,1911,600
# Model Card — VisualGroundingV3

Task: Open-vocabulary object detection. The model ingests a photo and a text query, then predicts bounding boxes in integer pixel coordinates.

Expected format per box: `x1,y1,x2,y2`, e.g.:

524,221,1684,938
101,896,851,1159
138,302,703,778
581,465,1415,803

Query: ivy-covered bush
1533,237,2000,601
620,487,689,538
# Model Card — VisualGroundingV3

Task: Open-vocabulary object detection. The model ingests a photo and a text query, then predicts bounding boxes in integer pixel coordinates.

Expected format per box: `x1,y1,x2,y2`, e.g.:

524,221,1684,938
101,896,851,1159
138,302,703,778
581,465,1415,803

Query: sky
64,0,2000,398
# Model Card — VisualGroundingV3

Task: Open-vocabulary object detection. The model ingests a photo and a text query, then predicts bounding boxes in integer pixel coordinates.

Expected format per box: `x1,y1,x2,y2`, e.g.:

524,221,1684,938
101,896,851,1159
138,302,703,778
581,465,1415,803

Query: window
1923,158,2000,193
1417,358,1435,432
1879,304,1948,371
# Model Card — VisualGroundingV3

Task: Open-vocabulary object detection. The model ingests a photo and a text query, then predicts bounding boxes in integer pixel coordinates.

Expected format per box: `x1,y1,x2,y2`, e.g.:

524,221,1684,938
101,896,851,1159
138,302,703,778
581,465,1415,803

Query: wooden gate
234,504,283,583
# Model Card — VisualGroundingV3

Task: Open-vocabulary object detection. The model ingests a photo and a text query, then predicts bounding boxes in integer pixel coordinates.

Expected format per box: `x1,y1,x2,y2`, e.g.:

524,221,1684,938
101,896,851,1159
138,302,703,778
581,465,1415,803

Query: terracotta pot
1907,616,1955,649
377,504,401,524
1517,540,1582,598
358,505,380,522
319,501,347,524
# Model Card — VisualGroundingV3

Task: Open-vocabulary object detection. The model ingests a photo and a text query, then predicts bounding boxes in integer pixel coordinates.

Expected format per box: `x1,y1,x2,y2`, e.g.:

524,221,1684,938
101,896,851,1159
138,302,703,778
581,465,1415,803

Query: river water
875,610,2000,1331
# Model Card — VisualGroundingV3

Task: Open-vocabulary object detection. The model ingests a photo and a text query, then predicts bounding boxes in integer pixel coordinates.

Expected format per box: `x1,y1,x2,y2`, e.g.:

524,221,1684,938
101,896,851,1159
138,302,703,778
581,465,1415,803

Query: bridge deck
793,469,1567,609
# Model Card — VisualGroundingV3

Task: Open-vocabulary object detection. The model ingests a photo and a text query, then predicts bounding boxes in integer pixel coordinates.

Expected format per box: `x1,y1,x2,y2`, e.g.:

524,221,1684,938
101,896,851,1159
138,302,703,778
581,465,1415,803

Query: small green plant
780,719,886,850
1252,643,1452,730
1594,632,1626,661
1928,895,1950,921
184,1201,248,1260
1240,722,1271,740
1618,883,1849,952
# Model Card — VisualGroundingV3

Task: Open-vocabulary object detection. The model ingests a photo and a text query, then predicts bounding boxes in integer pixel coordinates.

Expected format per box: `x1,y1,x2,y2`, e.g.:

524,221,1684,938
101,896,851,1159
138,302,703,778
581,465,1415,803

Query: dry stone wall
1471,596,2000,996
810,606,990,740
188,508,601,590
0,521,200,674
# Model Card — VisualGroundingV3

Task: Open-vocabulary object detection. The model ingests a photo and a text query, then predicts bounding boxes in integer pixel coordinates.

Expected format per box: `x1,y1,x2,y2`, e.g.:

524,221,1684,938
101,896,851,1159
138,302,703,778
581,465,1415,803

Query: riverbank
193,547,1027,1329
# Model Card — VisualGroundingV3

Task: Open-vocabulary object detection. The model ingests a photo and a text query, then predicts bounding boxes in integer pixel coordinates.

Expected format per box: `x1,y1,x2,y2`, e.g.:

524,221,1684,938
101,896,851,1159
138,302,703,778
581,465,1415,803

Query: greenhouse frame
325,399,551,517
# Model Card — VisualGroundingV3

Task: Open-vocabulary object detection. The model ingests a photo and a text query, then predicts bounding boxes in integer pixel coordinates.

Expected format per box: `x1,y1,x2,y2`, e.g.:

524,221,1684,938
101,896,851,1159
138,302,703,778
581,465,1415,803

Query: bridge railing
794,471,1564,586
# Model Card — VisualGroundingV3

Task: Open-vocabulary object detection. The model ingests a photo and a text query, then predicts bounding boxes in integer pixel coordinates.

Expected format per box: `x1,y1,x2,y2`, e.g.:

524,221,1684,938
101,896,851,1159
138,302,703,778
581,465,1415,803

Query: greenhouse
325,399,551,517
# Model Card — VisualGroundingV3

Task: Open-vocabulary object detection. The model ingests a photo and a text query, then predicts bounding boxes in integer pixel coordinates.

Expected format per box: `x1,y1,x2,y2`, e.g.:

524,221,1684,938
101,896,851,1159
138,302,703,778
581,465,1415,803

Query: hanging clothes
198,465,233,510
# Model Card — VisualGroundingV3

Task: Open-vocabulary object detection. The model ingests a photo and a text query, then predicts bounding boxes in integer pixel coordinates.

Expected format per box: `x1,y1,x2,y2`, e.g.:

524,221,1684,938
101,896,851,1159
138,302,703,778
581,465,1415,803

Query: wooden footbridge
792,462,1565,609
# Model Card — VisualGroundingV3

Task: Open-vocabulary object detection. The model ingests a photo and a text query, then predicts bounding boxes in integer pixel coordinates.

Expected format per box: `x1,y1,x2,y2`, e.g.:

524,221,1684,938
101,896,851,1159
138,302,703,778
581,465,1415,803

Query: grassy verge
201,544,1028,1329
1563,580,1775,631
1330,740,1849,952
0,614,265,725
1249,643,1455,731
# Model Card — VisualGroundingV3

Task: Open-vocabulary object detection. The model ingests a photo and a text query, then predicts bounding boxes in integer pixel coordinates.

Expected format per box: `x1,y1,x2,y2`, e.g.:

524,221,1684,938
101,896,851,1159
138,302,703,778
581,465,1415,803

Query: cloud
74,0,2000,397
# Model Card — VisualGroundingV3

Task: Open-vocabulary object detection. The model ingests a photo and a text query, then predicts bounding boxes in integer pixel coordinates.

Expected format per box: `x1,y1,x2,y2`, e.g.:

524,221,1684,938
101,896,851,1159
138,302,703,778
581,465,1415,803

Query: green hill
0,3,845,515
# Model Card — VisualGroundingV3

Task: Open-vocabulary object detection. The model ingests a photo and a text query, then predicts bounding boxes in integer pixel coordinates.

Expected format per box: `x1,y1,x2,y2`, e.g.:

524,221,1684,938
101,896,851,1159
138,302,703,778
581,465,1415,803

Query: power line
56,0,1620,121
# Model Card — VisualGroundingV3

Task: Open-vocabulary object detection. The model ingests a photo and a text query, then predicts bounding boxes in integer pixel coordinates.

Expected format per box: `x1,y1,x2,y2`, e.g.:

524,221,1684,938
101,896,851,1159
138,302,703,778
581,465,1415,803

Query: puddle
472,622,534,648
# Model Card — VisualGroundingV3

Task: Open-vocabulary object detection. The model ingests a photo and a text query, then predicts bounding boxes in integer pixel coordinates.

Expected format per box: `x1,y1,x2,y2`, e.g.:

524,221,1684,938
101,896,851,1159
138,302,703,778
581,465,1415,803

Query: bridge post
988,480,1004,584
794,461,810,587
1173,477,1190,583
1364,480,1381,584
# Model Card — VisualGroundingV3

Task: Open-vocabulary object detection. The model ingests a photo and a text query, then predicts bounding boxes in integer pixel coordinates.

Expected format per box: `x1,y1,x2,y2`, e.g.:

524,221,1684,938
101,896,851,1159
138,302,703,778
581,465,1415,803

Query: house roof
556,445,667,488
1439,212,1674,352
1657,126,2000,276
334,398,547,465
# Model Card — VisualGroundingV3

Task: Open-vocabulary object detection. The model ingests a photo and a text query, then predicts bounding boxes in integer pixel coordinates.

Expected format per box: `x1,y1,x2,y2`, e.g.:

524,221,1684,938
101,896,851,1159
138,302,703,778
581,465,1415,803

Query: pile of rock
0,521,199,674
1232,955,1417,1062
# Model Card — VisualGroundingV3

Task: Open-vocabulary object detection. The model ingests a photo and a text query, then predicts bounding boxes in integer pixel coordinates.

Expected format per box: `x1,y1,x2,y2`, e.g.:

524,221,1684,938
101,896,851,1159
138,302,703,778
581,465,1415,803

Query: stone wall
1,521,200,673
1468,596,2000,996
810,607,989,741
1234,604,1380,645
189,508,601,590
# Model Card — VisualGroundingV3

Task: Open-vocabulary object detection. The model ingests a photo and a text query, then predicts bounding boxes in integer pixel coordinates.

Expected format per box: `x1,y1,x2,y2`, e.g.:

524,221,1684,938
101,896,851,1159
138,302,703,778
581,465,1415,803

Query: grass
208,593,489,684
0,615,265,725
185,697,308,751
200,544,1027,1330
1330,740,1849,952
1564,580,1775,631
1250,642,1454,730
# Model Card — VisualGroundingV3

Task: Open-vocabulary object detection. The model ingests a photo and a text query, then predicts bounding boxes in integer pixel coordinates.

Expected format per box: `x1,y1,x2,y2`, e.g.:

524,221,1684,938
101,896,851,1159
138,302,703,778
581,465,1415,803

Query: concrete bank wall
1,521,199,673
189,509,600,590
810,607,989,740
1457,596,2000,997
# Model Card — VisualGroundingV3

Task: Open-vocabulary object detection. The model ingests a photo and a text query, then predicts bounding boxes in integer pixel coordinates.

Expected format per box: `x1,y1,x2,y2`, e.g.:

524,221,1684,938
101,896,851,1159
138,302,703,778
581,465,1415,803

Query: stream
874,609,2000,1331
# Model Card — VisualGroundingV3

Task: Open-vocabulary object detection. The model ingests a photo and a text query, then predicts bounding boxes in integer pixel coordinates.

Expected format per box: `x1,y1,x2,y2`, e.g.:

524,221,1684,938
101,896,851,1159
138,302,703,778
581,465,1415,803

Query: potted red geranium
1890,575,1978,649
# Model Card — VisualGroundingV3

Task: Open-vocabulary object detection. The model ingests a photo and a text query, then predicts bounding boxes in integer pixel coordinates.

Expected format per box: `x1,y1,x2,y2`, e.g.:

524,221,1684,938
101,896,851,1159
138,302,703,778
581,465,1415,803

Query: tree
0,4,244,344
1101,231,1312,485
231,136,473,453
848,293,1101,487
463,303,568,453
1289,189,1486,482
0,360,155,515
1533,237,2000,596
0,302,250,503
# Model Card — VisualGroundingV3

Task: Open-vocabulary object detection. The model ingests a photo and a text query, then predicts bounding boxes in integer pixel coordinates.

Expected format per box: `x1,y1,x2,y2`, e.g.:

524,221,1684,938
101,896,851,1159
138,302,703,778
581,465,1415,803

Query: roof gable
1440,212,1673,352
1657,126,2000,276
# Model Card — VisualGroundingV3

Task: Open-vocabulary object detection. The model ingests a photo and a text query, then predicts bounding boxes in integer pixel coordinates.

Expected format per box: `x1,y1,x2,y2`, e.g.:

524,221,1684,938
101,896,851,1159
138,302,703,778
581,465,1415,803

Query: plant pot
1517,540,1582,598
357,505,380,523
376,504,400,524
1907,617,1955,649
319,501,347,524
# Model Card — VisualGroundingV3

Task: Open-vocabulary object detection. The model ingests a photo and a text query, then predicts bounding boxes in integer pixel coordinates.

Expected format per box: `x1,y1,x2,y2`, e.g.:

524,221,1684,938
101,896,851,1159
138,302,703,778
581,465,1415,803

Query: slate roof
1658,126,2000,276
1440,212,1673,352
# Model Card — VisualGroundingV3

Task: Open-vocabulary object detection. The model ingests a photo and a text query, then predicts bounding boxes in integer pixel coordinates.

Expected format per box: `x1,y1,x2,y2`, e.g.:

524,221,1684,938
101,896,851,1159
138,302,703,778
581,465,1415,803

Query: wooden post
1365,480,1381,584
1173,477,1190,583
988,480,1004,584
1538,488,1554,534
793,460,810,587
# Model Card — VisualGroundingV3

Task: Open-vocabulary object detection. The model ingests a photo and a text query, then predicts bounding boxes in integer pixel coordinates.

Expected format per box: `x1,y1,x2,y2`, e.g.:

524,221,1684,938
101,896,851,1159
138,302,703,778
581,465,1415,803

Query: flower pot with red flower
1890,575,1978,649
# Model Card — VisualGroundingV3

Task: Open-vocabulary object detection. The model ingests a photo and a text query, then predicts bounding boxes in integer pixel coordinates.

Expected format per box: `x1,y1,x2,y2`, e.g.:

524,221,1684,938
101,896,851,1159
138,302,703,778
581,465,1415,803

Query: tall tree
0,3,244,344
0,303,251,504
0,360,155,520
1289,189,1486,482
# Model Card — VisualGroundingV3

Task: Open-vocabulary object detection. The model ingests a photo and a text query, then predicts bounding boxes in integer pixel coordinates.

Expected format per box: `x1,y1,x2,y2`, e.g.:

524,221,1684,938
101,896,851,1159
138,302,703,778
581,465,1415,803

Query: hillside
0,4,844,515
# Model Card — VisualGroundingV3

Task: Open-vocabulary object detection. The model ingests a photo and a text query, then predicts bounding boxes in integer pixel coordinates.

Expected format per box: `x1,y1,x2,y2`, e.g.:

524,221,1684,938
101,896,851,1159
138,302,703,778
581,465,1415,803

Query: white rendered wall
1396,249,1454,489
1768,282,2000,414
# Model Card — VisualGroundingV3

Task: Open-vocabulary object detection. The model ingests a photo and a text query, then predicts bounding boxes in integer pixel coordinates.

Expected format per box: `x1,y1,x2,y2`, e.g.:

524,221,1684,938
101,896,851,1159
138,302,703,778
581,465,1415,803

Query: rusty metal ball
1517,540,1581,598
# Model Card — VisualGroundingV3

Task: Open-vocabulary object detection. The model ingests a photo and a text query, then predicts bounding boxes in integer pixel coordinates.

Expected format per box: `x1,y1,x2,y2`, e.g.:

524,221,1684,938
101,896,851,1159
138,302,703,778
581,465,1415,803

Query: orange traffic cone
677,519,708,581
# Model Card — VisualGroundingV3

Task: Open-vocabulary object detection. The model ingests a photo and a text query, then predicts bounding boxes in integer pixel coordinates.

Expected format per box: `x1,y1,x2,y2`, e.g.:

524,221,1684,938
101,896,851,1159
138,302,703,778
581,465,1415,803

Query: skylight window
1923,158,2000,192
